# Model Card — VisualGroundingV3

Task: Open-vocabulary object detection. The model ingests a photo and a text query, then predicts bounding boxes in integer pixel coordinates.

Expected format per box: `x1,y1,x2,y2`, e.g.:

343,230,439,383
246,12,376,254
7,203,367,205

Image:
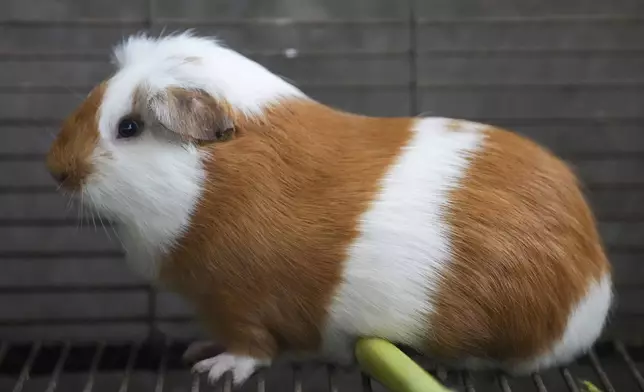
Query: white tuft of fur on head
83,32,304,280
108,31,304,119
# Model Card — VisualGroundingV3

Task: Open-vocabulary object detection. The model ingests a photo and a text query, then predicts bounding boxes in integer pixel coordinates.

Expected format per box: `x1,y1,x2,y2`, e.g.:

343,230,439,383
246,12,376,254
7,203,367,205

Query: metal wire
12,341,41,392
118,343,141,392
293,365,303,392
615,341,644,391
154,340,169,392
190,372,200,392
83,342,105,392
223,373,233,392
0,341,641,391
560,367,581,392
257,371,266,392
44,342,70,392
498,374,512,392
361,372,373,392
589,348,616,392
436,365,448,383
327,365,339,392
463,371,476,392
532,373,548,392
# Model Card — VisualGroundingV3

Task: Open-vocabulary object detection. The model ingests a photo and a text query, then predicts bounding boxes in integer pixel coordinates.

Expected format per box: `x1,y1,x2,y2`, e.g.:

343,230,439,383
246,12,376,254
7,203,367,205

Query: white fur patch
103,31,304,126
83,139,205,280
516,272,613,373
322,118,485,359
84,32,304,280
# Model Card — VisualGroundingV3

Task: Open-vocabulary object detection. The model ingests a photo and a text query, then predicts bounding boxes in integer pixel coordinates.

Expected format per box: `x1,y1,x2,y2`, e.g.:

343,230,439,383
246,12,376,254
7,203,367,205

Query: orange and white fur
47,32,613,386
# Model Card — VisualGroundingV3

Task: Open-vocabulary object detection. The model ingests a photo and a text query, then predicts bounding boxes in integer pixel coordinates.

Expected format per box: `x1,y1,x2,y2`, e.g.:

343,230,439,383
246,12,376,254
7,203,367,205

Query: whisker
86,192,112,241
90,206,98,232
416,110,434,118
56,179,66,192
98,214,115,242
74,192,81,229
62,85,88,103
45,128,58,141
101,211,124,249
65,194,76,222
109,224,125,249
78,192,85,231
65,194,75,211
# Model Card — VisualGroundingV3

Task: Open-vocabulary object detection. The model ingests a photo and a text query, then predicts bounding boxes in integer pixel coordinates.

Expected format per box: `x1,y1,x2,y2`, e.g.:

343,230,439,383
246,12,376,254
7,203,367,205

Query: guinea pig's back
323,117,612,372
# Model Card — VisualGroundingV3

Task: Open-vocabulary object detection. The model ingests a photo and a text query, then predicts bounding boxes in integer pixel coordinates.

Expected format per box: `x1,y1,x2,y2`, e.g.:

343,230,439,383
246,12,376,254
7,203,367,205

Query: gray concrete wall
1,0,643,341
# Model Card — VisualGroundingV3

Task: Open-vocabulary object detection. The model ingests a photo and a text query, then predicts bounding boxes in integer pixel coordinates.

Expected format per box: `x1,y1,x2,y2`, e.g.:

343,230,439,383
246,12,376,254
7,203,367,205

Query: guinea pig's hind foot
192,353,271,386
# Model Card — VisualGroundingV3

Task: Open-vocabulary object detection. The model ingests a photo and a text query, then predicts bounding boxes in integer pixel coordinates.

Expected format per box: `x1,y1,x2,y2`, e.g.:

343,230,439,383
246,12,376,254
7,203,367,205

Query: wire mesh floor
0,340,643,392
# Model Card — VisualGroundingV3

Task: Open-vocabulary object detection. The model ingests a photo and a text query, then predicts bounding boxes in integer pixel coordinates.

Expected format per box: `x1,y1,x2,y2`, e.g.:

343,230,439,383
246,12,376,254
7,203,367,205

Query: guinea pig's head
45,32,302,231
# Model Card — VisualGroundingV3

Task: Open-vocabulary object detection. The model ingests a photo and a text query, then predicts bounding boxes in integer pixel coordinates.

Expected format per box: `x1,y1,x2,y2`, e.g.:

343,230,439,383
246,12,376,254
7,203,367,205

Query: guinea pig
46,32,613,386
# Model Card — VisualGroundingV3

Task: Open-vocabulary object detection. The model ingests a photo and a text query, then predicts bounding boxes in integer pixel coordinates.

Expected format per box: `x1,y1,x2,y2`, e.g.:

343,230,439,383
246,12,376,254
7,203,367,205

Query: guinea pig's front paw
192,353,270,386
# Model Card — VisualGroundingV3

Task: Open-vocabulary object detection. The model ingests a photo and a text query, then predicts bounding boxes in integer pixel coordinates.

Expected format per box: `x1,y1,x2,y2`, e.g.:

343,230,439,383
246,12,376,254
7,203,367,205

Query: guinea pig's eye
117,117,143,139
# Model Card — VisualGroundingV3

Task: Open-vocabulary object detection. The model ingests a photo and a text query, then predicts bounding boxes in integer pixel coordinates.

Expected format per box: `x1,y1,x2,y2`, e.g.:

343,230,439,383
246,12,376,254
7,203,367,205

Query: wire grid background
1,0,644,344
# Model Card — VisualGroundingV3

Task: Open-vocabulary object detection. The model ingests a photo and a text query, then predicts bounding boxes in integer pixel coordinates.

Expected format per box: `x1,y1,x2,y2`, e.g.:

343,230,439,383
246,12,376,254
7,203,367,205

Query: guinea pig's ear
143,87,235,142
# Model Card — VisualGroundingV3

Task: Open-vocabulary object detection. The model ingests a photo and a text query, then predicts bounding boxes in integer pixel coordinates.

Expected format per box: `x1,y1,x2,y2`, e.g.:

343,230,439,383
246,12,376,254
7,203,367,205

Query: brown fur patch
428,127,610,364
46,83,106,190
158,100,414,359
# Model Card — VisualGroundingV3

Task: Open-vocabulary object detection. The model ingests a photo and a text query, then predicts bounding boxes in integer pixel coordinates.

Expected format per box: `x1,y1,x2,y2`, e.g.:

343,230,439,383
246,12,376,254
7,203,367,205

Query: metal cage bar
0,339,641,391
615,342,644,391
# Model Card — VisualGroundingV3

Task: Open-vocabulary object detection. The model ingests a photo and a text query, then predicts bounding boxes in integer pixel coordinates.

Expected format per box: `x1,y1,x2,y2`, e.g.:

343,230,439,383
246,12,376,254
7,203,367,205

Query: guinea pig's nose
46,156,69,185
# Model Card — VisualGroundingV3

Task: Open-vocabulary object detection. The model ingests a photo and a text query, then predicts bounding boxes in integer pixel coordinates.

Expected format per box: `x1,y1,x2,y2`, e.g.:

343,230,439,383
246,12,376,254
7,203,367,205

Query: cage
2,0,644,391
